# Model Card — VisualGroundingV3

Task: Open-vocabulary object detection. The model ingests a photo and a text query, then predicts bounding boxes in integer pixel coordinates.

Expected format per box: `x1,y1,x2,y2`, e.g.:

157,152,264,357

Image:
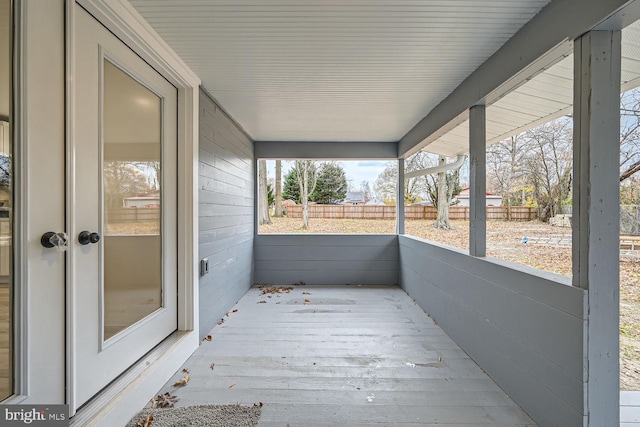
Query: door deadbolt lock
78,231,101,245
41,232,69,251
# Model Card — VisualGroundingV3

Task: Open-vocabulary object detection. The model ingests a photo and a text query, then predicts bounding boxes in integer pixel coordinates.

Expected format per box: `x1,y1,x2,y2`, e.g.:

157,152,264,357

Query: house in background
456,187,503,207
365,198,385,206
0,0,634,425
343,191,366,205
123,191,160,208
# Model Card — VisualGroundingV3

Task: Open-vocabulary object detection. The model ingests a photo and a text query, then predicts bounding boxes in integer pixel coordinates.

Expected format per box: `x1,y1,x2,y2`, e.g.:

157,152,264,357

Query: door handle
41,232,69,251
78,231,100,245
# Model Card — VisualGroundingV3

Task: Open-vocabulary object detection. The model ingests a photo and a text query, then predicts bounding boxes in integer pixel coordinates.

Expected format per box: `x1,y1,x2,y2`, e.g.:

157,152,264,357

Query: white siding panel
254,234,399,285
198,90,255,338
399,235,586,426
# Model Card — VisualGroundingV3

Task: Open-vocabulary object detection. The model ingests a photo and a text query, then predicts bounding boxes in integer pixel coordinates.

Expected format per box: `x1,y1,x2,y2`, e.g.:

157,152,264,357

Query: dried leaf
302,291,311,295
253,402,264,407
228,383,236,389
150,396,157,408
204,335,212,341
210,362,215,370
260,286,294,296
173,375,190,387
257,300,267,304
276,302,281,304
304,299,310,304
136,415,153,427
156,392,179,408
217,318,225,325
182,368,189,373
298,281,306,285
232,309,238,313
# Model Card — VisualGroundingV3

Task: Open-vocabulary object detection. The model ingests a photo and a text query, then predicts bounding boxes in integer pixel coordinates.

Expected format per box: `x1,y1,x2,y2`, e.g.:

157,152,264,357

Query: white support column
469,104,486,257
397,158,405,235
573,31,621,427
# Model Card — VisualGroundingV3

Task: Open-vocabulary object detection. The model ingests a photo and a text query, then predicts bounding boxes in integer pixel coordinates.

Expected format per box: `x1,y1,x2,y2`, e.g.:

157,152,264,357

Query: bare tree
520,118,573,221
294,160,318,229
486,135,528,206
431,156,463,229
374,156,431,204
274,160,283,217
620,88,640,182
360,181,372,203
258,160,271,225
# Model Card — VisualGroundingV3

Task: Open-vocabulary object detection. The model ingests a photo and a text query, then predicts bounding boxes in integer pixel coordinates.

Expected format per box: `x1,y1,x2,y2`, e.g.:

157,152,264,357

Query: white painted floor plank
148,285,536,425
622,391,640,425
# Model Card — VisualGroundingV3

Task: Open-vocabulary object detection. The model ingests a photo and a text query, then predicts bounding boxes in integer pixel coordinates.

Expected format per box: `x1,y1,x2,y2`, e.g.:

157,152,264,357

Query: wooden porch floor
156,285,536,426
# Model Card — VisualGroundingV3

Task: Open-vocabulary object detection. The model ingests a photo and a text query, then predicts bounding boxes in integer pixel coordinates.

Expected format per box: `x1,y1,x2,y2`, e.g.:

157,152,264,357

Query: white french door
69,4,177,412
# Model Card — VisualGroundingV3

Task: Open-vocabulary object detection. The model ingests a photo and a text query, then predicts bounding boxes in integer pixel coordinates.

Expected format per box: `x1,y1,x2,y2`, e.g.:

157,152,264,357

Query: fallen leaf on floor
156,392,178,408
304,299,310,304
150,396,157,408
210,363,215,370
253,402,264,407
260,286,294,296
217,319,225,325
182,368,189,373
204,335,212,341
257,300,267,304
302,291,311,295
298,281,306,285
173,375,190,387
232,309,238,313
228,383,236,389
276,302,281,304
136,414,153,427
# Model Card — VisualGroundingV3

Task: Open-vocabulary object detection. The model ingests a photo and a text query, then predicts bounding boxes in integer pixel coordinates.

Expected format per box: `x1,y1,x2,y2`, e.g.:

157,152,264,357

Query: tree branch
620,159,640,182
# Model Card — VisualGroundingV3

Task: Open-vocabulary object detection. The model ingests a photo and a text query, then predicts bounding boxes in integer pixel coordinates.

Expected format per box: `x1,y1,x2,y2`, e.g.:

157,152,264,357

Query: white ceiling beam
399,0,633,158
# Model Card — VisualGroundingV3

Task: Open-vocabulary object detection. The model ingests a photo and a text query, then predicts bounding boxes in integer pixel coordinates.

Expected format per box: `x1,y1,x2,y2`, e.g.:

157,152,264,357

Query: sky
266,160,393,194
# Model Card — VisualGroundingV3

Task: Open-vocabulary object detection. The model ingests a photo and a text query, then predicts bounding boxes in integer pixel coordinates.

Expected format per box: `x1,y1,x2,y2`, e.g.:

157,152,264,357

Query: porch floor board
150,285,536,426
622,391,640,426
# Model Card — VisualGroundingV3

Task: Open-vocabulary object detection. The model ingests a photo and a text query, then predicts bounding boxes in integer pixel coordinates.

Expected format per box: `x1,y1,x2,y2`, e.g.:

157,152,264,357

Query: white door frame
66,0,200,421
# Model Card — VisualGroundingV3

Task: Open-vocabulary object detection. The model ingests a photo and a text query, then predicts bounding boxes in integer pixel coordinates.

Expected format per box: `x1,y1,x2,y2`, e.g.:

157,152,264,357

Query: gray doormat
127,404,262,427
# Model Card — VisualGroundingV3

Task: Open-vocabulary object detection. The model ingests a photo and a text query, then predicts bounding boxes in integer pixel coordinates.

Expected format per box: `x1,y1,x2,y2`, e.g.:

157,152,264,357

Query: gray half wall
198,89,254,338
254,234,399,285
398,235,586,427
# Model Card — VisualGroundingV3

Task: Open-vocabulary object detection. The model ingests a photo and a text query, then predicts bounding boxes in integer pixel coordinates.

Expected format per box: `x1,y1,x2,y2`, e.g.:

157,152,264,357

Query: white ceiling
130,0,550,142
425,20,640,157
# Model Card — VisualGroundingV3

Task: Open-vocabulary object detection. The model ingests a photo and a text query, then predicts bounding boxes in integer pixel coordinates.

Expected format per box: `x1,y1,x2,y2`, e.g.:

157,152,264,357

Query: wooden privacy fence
286,205,537,221
106,207,160,223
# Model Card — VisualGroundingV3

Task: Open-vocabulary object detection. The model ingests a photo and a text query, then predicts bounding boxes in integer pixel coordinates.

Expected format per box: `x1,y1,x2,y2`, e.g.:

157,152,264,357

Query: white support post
469,104,486,257
573,31,621,427
397,158,405,235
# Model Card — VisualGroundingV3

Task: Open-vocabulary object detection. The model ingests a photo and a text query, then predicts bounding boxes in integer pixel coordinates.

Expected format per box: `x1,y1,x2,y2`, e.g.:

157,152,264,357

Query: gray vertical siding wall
254,235,398,285
199,90,254,338
399,235,586,427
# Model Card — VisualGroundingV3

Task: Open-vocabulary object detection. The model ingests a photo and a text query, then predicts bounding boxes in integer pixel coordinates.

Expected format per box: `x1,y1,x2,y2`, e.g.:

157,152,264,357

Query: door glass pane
0,0,13,400
103,59,162,340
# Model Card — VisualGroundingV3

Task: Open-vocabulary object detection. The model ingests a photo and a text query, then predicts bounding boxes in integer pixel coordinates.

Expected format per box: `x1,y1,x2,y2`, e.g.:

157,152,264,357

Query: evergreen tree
283,168,301,203
312,163,348,204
